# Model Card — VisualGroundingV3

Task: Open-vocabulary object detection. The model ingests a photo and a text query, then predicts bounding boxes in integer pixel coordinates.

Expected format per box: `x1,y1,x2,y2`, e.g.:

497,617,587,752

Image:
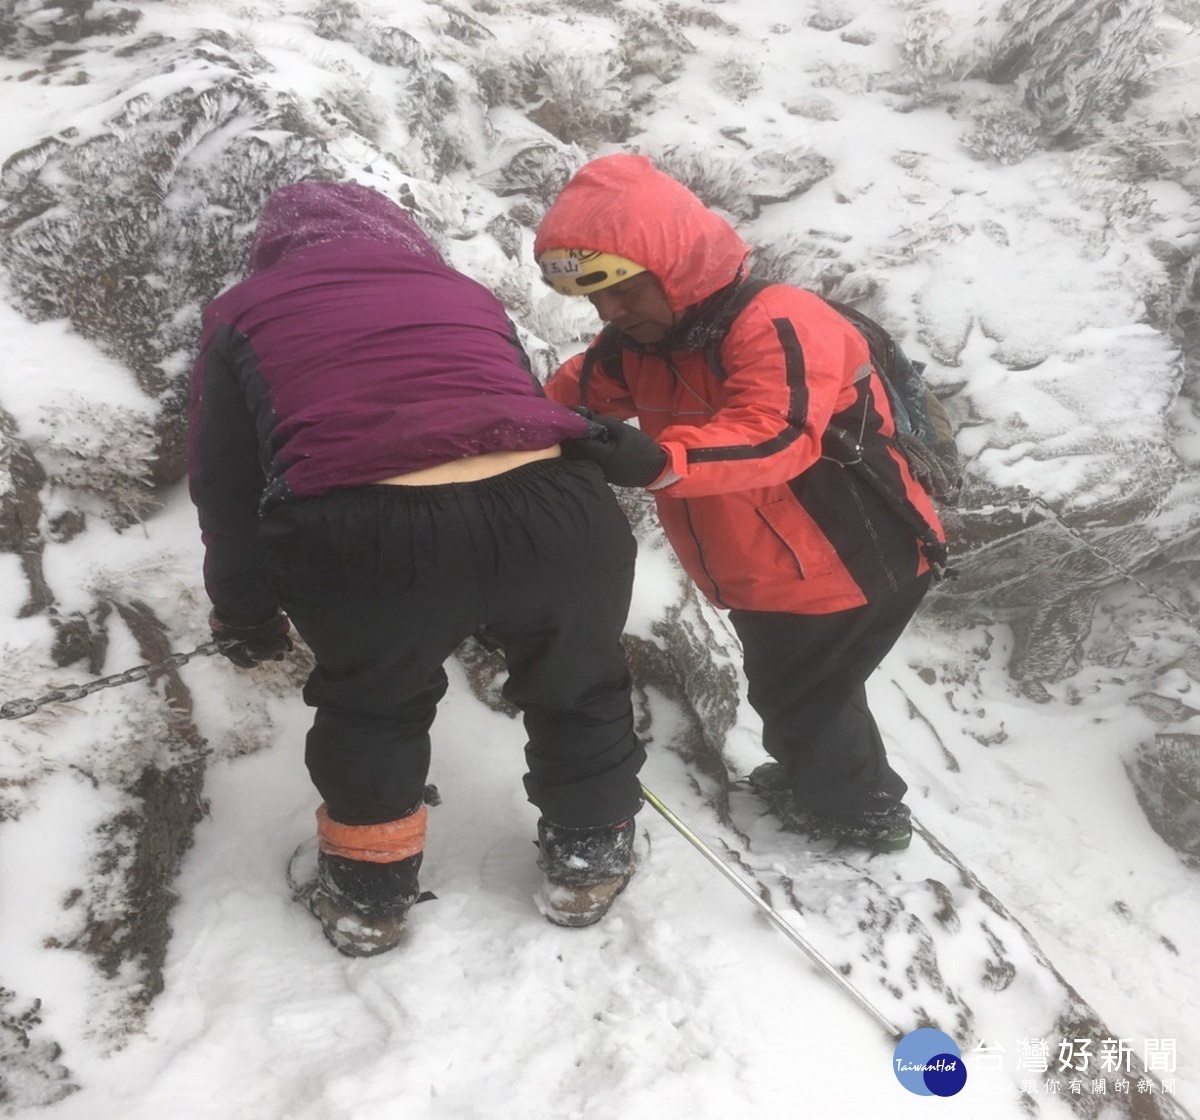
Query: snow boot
747,762,912,853
304,849,422,957
291,802,427,957
535,816,637,928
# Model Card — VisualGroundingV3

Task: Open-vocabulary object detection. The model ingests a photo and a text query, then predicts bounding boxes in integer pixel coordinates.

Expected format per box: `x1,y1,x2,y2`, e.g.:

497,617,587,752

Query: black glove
562,411,668,488
210,610,293,669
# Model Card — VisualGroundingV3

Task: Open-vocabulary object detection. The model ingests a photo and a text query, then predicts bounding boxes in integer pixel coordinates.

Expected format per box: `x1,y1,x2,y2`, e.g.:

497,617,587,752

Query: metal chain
1023,497,1198,624
957,495,1198,628
0,639,234,720
3,500,1191,718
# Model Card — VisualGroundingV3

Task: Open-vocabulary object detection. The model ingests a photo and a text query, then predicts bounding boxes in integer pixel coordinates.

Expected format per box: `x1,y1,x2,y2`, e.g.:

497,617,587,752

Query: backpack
820,296,961,506
581,275,961,577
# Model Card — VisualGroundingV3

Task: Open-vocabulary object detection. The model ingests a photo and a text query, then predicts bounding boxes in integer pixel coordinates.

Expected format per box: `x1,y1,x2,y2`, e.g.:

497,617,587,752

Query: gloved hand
210,610,293,669
563,410,668,488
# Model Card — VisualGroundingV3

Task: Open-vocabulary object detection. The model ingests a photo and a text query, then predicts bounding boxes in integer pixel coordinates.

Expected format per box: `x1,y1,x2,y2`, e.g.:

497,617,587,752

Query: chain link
954,496,1198,628
1026,497,1198,626
3,500,1193,719
0,639,234,720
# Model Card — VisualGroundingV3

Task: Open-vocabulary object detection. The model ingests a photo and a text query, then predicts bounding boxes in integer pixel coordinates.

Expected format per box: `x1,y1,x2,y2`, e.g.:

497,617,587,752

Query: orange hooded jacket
537,154,943,614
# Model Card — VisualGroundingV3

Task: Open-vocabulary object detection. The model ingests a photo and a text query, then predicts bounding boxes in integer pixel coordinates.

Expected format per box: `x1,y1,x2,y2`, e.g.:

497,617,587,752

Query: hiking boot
314,850,422,956
290,801,428,957
289,841,422,957
535,816,637,928
746,762,912,853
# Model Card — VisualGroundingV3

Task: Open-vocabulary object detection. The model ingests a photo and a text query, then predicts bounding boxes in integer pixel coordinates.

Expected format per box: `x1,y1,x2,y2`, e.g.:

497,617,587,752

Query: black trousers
260,459,645,830
729,574,931,820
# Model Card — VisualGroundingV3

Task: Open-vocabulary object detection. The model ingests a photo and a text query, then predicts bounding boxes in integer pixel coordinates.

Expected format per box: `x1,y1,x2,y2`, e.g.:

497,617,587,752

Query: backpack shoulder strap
693,279,953,579
823,426,953,579
822,297,897,376
584,274,775,389
819,300,955,579
703,275,775,381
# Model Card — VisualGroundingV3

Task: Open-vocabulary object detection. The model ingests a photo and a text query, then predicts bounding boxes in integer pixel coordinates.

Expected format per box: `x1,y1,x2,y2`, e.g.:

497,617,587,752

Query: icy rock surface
1,0,1200,1103
1128,733,1200,867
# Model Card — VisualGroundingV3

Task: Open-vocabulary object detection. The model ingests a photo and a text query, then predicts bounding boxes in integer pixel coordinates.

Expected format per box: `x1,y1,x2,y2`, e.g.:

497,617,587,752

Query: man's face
588,272,677,344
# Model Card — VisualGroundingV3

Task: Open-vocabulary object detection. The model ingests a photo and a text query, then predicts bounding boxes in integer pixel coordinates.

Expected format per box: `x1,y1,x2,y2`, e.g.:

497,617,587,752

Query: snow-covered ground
2,0,1199,1117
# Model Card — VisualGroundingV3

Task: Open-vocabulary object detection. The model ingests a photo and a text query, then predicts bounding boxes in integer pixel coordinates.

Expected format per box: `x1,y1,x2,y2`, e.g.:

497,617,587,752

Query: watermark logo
894,1028,968,1097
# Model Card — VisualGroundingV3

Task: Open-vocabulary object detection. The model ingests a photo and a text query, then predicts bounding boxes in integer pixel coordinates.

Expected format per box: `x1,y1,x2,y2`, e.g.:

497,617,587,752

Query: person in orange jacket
537,154,945,852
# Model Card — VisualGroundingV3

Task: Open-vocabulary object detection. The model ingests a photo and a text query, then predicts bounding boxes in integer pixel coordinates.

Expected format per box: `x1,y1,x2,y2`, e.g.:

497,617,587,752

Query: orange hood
534,154,751,313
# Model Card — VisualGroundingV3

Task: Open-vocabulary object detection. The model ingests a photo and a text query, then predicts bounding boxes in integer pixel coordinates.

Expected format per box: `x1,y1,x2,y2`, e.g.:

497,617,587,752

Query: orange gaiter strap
316,803,428,864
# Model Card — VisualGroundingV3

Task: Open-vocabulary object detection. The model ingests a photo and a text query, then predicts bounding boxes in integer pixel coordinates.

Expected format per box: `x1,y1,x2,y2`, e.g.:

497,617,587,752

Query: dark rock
1127,733,1200,866
0,406,52,617
49,605,110,673
54,600,210,1043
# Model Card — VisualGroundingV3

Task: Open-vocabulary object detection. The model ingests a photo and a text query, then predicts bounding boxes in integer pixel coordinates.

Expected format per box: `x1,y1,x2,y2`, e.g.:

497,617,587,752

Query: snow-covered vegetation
1,1,1198,1117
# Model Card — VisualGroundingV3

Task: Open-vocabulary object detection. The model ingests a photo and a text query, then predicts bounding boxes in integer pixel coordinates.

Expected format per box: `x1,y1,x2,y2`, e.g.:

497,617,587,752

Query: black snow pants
728,573,931,820
259,458,645,830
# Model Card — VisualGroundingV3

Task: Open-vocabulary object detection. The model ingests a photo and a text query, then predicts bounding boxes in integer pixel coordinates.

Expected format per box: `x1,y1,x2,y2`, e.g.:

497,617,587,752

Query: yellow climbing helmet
538,248,647,297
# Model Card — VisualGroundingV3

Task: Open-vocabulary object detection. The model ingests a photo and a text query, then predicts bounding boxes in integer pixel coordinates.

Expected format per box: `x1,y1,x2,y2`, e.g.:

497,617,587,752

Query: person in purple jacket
189,181,644,955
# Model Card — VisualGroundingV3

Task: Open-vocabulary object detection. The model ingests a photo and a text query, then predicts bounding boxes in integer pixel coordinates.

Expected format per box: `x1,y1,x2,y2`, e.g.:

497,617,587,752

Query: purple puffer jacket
188,180,590,623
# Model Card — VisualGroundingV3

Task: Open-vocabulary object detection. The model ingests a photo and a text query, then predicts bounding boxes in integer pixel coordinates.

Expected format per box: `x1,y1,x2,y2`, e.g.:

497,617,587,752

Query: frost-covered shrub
325,75,392,146
0,405,45,549
305,6,465,173
751,234,879,303
663,3,729,32
899,5,976,83
784,95,839,121
436,4,493,44
1079,132,1181,185
621,12,694,84
654,146,757,219
653,143,833,221
479,141,584,210
32,399,159,527
523,288,603,353
807,7,854,32
485,213,523,260
808,58,874,96
0,32,351,488
962,102,1043,165
1127,732,1200,867
713,52,762,101
307,0,361,39
0,0,141,57
901,0,1166,143
526,48,634,146
477,38,632,147
754,144,835,197
1068,147,1156,232
0,986,75,1110
1001,0,1164,143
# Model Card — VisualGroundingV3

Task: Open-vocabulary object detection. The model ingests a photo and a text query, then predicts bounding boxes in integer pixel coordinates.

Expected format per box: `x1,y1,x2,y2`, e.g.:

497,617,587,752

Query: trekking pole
640,783,903,1041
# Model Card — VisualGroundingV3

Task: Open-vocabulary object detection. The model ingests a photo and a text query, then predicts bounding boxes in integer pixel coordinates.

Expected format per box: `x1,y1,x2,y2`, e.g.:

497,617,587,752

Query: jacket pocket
755,497,837,580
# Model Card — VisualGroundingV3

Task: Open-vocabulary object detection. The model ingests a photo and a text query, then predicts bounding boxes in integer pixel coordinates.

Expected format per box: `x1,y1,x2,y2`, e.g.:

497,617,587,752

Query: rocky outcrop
1128,734,1200,868
0,988,77,1111
43,600,210,1045
1,1,1199,1100
0,405,51,616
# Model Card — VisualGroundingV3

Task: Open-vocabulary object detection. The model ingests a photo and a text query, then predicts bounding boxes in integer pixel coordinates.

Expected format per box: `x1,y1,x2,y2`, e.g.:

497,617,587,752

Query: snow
1,0,1199,1118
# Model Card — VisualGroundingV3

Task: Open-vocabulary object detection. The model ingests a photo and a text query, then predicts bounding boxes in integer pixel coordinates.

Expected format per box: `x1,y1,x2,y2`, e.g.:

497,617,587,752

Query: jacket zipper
847,473,900,593
680,497,728,607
